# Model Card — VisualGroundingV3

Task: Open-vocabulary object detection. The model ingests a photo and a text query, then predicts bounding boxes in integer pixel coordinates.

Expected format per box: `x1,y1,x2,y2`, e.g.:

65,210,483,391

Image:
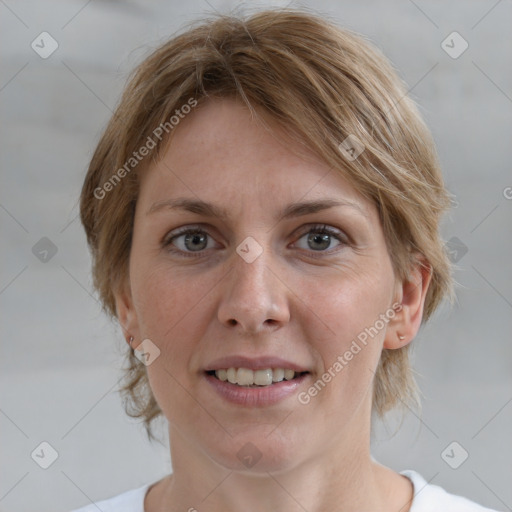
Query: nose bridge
234,239,269,300
217,236,289,331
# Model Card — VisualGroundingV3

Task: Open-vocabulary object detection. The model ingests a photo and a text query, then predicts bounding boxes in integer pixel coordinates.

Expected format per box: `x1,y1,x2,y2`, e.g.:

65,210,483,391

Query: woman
74,9,499,512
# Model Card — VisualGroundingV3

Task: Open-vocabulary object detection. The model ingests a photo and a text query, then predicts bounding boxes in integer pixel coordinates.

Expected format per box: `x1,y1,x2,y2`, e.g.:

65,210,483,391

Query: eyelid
294,223,349,243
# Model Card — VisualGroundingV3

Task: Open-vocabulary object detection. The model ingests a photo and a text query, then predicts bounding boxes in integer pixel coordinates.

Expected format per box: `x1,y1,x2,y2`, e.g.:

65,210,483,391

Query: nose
217,243,291,334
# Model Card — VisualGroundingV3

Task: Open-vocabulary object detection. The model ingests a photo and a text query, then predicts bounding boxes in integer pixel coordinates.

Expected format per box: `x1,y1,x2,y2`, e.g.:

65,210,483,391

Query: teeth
237,368,254,386
272,368,284,382
216,369,228,381
214,367,299,387
227,367,236,383
254,369,273,386
284,369,295,380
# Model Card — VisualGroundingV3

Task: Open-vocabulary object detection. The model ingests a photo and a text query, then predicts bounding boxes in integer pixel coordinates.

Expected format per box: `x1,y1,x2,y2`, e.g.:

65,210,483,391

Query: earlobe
114,281,140,346
384,257,432,350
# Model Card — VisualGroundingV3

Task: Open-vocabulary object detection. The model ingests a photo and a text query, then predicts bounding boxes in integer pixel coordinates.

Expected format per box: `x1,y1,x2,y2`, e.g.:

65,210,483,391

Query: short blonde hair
80,9,453,439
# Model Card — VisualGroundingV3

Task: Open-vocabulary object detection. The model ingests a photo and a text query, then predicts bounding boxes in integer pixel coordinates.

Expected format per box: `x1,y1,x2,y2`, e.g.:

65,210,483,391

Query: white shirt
70,470,500,511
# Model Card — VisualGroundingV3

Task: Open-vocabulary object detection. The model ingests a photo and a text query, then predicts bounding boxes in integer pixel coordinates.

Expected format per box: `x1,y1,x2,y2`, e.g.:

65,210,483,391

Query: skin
116,98,431,512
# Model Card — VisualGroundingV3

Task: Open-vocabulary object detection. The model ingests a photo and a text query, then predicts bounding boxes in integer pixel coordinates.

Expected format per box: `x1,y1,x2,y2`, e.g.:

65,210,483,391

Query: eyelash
162,224,348,258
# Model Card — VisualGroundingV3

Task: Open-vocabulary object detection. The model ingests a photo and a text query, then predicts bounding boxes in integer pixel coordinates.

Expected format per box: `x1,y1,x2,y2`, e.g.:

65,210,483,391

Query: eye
163,226,217,256
293,224,347,253
162,223,348,257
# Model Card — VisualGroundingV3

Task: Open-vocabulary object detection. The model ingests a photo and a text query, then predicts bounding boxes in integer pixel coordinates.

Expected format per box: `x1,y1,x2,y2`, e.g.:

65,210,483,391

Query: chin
205,433,303,475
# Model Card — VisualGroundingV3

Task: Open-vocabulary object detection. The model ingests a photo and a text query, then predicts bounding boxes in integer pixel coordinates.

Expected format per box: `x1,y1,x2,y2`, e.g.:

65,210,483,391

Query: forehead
138,98,373,218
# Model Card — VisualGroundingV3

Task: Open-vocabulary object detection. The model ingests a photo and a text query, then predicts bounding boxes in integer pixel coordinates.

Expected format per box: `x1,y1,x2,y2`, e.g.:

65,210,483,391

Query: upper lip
204,356,309,373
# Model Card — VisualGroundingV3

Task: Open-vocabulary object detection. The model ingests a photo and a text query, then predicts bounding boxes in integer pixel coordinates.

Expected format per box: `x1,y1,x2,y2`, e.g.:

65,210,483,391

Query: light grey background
1,1,511,511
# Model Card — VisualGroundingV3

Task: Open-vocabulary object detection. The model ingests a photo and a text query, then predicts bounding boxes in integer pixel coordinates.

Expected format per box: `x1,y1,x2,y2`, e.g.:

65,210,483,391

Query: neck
150,419,413,512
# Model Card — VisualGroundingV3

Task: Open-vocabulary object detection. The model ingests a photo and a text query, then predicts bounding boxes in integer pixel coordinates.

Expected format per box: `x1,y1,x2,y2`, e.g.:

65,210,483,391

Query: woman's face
119,98,404,472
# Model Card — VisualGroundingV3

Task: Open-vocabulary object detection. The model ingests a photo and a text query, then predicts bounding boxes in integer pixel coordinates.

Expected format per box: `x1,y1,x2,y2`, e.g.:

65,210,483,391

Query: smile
204,369,310,407
209,367,308,387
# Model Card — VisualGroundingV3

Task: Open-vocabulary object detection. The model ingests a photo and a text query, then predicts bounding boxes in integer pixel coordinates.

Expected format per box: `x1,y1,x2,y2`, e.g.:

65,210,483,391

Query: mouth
206,368,309,387
203,356,311,406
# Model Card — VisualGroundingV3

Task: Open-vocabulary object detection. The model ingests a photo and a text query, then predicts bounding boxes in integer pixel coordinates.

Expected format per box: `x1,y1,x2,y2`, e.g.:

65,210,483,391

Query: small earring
397,334,405,341
128,336,134,348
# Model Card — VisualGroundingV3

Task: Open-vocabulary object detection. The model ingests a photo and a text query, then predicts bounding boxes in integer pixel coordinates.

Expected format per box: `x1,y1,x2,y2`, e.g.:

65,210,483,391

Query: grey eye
170,230,212,252
295,227,343,252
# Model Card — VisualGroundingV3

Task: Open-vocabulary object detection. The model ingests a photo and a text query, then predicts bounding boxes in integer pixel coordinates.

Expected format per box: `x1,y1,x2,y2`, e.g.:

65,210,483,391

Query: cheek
134,240,213,314
306,261,394,340
130,261,218,425
300,263,394,390
130,260,215,365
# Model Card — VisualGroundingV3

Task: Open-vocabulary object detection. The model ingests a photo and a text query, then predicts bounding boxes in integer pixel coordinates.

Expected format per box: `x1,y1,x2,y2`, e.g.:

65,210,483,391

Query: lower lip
204,372,308,407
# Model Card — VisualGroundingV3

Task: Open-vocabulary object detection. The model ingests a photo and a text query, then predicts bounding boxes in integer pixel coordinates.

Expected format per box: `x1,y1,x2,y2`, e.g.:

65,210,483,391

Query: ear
114,279,141,347
383,255,432,349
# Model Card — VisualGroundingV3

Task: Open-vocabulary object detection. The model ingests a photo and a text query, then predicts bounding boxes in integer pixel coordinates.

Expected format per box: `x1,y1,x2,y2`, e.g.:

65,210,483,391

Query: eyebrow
147,197,368,221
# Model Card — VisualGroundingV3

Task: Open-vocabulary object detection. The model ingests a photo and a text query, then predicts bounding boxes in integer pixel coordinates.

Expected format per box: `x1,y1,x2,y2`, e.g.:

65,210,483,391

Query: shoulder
401,470,500,512
69,483,151,512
